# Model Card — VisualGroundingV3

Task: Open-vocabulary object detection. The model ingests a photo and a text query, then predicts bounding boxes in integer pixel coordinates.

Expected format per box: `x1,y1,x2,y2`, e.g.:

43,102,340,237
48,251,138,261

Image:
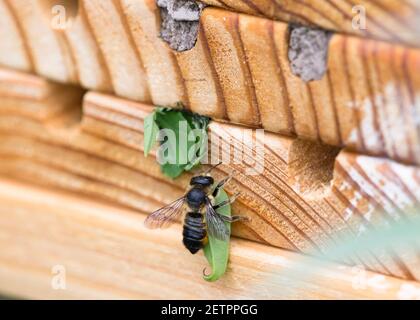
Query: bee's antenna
204,161,222,175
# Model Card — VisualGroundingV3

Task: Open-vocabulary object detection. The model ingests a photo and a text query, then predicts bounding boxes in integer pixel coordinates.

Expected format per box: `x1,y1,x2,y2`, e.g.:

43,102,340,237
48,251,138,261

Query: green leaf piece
155,109,191,177
203,188,231,282
144,106,210,179
143,106,230,281
160,163,185,179
143,112,159,157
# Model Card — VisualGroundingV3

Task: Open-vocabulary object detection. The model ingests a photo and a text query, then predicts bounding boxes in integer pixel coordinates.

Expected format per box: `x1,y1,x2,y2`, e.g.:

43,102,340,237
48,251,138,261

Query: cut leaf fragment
203,188,231,282
143,106,210,179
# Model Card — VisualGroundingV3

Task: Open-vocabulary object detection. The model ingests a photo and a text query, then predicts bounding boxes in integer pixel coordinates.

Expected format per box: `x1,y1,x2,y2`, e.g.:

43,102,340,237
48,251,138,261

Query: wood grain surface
201,0,420,47
1,68,420,281
2,177,420,299
0,1,419,165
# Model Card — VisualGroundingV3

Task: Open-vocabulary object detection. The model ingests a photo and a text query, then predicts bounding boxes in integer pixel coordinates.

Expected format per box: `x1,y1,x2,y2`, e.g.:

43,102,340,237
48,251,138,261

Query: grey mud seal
288,25,332,82
157,0,206,52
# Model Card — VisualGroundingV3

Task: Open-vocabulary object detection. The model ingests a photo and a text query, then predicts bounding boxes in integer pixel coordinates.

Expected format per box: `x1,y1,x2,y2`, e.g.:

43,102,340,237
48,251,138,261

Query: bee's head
190,175,214,187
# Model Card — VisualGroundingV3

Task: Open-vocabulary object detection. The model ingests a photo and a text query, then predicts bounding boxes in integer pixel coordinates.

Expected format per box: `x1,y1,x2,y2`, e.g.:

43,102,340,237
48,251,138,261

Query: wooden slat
1,177,420,299
0,0,32,71
200,0,420,47
1,69,420,281
5,0,78,82
0,1,419,164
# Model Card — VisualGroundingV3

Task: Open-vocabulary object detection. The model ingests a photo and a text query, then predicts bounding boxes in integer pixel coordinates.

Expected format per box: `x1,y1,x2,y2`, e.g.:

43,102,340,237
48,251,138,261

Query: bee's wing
205,198,229,241
144,196,186,229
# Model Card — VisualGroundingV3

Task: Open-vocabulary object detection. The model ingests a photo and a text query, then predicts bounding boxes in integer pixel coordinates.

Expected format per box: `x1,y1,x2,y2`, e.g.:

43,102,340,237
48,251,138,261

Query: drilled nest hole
288,139,341,197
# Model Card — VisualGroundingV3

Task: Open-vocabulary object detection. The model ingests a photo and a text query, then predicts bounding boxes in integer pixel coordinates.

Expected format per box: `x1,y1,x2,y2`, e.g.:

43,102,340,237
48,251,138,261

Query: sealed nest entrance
157,0,206,52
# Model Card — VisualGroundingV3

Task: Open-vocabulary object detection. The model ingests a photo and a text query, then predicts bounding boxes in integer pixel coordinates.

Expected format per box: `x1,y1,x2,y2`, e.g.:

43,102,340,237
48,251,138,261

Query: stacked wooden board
0,0,419,299
1,68,420,286
2,177,420,299
4,177,420,299
200,0,420,47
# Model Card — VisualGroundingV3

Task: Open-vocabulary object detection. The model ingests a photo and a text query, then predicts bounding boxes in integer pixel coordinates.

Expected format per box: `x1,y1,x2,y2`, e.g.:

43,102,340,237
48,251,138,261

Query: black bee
144,164,246,254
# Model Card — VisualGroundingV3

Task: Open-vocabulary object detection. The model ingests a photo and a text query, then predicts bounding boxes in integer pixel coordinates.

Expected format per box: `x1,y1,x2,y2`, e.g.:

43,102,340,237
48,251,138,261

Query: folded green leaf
184,127,208,171
203,188,231,282
143,106,210,179
160,163,185,179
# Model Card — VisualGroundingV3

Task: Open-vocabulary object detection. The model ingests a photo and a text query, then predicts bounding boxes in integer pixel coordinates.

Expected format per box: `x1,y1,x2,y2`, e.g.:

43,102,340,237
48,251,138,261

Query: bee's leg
222,215,250,223
213,192,240,209
212,174,234,197
213,192,250,222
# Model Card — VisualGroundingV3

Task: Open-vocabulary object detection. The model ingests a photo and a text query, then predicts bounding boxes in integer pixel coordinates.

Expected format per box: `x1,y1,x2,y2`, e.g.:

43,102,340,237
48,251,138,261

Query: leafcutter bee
144,164,247,254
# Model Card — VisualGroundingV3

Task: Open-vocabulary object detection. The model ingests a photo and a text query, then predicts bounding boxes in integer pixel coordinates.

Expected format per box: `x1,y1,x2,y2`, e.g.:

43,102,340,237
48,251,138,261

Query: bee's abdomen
183,212,206,254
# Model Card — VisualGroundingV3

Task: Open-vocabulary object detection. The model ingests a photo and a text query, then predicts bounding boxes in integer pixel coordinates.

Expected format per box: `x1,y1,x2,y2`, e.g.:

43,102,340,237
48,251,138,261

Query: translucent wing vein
144,197,186,229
